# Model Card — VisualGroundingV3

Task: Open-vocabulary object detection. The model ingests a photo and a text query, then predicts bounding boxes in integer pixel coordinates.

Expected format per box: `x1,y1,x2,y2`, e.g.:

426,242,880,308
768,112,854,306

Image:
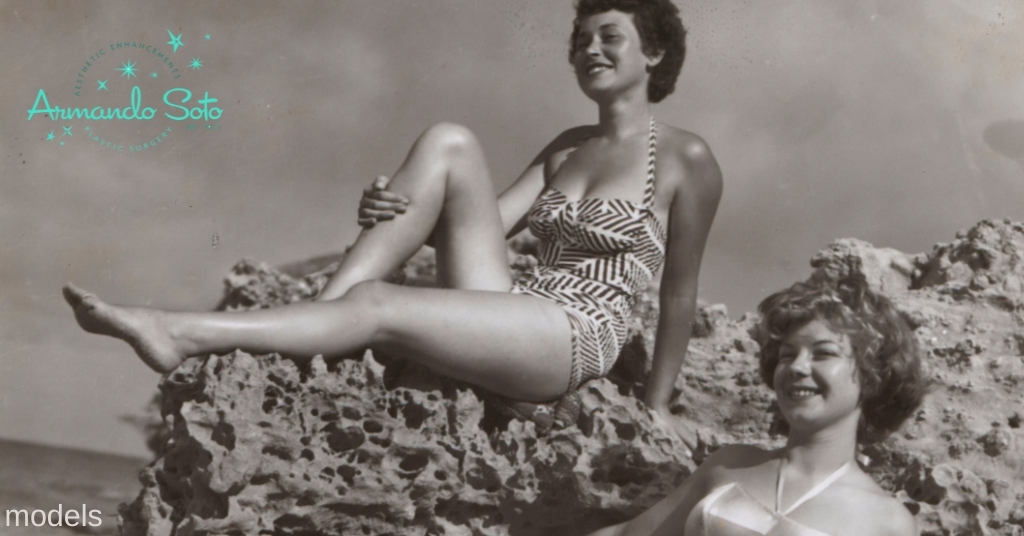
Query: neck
595,89,653,140
782,412,859,476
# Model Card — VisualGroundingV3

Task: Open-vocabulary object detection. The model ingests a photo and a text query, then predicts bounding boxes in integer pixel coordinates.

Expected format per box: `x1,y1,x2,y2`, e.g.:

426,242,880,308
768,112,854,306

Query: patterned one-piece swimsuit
511,118,667,390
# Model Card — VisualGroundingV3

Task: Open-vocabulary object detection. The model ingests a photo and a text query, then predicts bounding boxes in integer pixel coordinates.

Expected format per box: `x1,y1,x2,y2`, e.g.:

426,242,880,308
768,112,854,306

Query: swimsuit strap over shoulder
642,116,658,211
560,116,658,210
775,459,853,516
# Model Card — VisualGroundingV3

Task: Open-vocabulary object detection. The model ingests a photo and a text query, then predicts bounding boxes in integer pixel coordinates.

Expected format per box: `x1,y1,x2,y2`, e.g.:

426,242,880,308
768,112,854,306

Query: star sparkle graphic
62,126,73,137
189,57,203,70
204,34,211,40
46,131,54,140
117,60,138,79
60,141,65,146
97,80,108,90
151,72,159,78
166,30,184,52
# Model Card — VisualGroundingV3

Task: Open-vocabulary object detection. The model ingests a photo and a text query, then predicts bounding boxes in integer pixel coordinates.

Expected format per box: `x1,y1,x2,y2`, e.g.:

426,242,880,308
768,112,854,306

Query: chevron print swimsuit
511,118,667,390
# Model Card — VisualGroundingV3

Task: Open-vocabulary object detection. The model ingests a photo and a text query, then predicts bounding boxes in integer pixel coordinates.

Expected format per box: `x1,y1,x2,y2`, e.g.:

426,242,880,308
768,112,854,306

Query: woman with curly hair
64,0,721,441
587,276,927,536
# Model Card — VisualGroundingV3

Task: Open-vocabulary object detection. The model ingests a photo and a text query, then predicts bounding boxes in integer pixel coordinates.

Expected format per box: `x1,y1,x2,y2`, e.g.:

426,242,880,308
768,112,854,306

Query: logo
26,30,225,154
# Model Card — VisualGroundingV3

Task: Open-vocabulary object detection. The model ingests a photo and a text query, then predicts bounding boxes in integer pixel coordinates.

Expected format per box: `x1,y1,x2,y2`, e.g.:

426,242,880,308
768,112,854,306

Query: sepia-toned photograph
2,1,1023,535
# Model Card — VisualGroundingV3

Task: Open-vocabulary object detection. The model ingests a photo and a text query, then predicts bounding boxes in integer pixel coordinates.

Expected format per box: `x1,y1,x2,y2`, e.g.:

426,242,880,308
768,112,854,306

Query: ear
645,50,664,72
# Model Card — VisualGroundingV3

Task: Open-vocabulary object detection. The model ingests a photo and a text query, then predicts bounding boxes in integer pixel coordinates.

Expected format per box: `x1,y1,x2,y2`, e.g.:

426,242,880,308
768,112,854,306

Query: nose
787,350,812,377
584,37,601,57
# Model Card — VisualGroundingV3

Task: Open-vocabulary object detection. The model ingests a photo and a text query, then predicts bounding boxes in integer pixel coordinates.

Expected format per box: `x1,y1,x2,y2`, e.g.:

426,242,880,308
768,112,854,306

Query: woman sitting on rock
587,275,926,536
63,0,721,442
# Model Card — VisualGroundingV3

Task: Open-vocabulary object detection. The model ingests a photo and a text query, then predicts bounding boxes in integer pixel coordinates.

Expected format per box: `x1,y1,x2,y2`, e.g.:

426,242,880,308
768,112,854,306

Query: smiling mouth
586,64,611,75
785,386,821,400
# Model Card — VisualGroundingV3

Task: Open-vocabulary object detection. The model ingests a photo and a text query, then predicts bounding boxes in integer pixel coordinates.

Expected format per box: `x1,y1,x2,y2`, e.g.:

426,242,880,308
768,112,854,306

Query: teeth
588,65,608,75
789,389,818,399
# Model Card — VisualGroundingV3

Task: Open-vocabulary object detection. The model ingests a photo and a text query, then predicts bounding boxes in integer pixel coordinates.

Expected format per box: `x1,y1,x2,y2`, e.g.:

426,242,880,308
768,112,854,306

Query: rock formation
119,220,1024,536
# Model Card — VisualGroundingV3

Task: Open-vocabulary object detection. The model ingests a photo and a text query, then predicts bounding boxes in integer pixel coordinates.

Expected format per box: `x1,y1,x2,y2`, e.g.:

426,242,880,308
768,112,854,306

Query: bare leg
64,281,572,400
64,123,575,399
317,122,512,300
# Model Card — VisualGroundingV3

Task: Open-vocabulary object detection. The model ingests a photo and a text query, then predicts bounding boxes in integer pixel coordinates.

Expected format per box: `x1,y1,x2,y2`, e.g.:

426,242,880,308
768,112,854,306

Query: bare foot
62,283,185,373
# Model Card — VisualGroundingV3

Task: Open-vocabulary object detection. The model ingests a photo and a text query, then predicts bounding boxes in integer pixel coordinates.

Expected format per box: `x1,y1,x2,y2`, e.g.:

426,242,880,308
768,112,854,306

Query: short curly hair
569,0,687,103
757,275,927,444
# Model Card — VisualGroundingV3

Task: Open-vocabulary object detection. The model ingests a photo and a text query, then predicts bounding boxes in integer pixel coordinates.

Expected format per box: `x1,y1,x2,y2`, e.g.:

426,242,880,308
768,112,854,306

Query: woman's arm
495,159,546,238
644,133,723,444
497,126,594,238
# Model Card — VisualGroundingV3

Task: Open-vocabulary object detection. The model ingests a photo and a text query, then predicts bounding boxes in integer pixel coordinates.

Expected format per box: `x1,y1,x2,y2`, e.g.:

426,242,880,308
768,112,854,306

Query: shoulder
831,471,918,536
876,498,917,536
703,443,772,464
655,124,722,203
859,484,917,536
537,125,598,174
657,124,716,165
654,444,773,508
546,125,598,155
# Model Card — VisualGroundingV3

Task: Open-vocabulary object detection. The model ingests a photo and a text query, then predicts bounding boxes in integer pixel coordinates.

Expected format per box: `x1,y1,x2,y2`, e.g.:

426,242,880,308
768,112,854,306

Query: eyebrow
578,23,621,36
780,340,843,348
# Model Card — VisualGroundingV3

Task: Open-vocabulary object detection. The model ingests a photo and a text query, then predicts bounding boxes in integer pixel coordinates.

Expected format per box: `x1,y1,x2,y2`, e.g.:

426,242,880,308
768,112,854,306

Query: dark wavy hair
569,0,687,103
757,275,927,444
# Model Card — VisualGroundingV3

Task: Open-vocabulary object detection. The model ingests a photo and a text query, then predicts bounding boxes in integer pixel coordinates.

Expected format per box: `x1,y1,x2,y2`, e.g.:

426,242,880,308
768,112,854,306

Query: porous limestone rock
117,352,691,536
809,238,918,295
120,221,1024,536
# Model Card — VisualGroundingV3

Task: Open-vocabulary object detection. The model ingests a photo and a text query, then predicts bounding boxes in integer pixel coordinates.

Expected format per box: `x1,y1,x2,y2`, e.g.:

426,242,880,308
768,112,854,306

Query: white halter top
683,460,853,536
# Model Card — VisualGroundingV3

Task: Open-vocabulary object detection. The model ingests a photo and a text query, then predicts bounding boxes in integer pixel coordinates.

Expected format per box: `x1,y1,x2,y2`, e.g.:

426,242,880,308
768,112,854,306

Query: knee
344,279,391,312
342,279,394,341
419,122,479,160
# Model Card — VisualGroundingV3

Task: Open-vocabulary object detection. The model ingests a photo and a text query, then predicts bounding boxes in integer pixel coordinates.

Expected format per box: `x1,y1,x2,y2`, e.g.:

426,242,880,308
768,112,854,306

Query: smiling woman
63,0,722,444
569,0,686,104
587,275,928,536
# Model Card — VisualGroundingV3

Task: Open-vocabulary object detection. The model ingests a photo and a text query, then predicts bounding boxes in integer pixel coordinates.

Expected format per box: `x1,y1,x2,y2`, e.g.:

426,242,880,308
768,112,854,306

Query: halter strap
553,117,658,208
641,117,658,211
775,459,852,516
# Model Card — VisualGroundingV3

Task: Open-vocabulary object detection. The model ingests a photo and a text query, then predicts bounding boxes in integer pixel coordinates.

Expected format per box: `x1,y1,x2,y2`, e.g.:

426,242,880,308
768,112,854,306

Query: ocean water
0,439,146,536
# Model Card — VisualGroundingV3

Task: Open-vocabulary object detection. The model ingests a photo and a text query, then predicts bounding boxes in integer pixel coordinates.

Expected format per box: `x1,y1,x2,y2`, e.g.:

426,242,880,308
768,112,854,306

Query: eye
813,348,840,359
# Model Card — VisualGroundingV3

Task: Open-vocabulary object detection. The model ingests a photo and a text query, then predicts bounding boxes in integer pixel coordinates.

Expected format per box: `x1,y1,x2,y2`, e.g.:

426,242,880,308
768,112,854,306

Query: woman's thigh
359,281,573,401
396,123,512,291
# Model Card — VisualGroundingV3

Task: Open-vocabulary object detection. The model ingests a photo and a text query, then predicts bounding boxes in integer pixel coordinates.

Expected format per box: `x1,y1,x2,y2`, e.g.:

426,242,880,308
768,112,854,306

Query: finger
365,193,409,207
360,198,405,214
359,207,388,220
366,190,410,205
372,175,390,190
364,199,406,212
361,209,396,221
377,192,411,205
357,219,375,229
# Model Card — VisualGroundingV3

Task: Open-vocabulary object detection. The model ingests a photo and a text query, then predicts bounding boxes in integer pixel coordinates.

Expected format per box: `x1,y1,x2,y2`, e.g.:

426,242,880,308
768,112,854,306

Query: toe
63,283,85,306
63,283,100,307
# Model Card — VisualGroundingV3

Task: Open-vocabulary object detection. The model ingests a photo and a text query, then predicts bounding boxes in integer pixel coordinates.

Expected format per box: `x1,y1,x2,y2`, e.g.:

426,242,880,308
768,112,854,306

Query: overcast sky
2,0,1023,457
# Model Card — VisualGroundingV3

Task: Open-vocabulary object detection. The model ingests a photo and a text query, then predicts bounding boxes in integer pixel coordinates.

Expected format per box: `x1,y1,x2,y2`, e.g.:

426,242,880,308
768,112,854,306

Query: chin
579,85,623,105
577,80,610,98
783,409,861,437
